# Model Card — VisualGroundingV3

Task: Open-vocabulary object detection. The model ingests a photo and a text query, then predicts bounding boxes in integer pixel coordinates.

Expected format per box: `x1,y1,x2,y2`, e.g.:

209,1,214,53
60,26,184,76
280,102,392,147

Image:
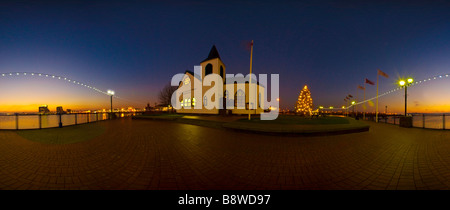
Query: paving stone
1,119,450,189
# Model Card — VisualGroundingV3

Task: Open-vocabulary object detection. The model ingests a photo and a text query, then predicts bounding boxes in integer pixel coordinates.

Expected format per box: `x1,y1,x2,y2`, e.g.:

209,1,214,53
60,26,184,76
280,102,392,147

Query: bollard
75,113,78,125
15,113,19,130
58,113,62,128
423,114,425,129
39,114,42,129
443,113,446,130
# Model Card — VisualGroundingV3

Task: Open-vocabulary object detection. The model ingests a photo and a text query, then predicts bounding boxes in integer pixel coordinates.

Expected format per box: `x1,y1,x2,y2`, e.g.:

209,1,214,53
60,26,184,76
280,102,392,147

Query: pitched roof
201,45,221,63
184,70,202,81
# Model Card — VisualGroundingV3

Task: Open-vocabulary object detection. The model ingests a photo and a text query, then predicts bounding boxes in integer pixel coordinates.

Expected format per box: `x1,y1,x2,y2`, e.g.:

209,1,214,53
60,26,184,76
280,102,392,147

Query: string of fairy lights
0,72,146,106
345,73,450,109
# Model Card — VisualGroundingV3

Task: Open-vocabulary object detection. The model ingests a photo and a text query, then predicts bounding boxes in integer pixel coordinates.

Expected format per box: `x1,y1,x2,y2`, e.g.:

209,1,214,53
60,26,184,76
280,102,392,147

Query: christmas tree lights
295,85,313,116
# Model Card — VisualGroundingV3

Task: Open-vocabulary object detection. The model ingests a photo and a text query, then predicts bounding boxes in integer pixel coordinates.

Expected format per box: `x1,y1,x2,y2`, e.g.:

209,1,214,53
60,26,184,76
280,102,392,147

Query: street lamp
107,90,115,114
351,101,356,115
398,78,413,116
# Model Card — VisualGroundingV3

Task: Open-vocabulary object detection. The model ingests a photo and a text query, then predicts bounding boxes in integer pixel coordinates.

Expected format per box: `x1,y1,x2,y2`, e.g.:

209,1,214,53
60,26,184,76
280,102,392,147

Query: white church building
176,45,265,115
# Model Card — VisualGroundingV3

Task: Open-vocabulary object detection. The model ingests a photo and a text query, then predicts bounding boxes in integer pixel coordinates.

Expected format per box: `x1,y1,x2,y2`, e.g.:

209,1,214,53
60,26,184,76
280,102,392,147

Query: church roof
184,70,202,81
201,45,221,63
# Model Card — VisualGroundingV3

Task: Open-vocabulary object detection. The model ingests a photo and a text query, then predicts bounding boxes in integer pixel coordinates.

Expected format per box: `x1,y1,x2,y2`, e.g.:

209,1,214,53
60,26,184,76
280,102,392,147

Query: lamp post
276,98,280,114
351,101,356,116
107,90,115,118
398,78,413,116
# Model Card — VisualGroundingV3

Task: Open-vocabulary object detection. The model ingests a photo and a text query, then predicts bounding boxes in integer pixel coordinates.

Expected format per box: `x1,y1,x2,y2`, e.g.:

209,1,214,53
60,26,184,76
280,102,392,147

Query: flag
377,69,389,78
241,40,253,51
357,85,365,90
365,78,375,85
348,94,353,98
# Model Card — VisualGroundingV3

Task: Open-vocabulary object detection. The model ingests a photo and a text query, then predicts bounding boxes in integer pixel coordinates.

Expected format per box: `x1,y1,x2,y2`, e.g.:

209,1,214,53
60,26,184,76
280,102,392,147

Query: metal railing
358,113,450,130
0,112,141,130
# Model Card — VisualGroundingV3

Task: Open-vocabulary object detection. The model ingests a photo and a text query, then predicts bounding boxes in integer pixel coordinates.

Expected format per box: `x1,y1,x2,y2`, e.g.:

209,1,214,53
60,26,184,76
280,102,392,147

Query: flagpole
345,100,347,116
248,40,253,120
376,73,379,123
347,100,349,116
363,82,366,120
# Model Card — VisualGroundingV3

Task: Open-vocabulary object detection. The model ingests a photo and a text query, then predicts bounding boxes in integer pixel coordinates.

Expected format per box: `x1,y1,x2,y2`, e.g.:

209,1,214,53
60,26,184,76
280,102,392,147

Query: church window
236,89,245,108
184,77,190,85
205,64,213,76
258,92,261,108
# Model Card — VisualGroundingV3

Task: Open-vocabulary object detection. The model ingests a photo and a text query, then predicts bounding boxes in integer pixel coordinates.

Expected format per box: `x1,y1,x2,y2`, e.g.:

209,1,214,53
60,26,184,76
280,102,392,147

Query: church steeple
202,45,221,63
200,45,226,81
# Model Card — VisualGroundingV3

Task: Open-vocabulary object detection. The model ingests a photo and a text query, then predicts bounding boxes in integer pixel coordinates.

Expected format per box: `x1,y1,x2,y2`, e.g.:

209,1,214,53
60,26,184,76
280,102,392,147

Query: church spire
202,45,221,62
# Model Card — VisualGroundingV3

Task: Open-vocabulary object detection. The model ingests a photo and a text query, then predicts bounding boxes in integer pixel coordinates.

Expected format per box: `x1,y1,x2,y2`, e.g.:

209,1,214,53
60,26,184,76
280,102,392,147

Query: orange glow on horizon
0,77,145,113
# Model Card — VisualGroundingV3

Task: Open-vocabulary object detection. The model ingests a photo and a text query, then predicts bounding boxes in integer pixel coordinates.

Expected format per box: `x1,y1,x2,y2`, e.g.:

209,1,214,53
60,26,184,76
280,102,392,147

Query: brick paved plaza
1,117,450,190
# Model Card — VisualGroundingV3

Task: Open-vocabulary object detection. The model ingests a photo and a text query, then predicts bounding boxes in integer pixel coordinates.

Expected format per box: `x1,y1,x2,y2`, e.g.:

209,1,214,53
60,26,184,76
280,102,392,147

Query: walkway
1,118,450,190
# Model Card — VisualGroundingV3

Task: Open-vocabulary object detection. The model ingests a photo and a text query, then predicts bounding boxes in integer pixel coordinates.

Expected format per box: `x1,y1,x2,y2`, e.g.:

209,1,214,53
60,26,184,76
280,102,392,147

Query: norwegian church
176,45,265,115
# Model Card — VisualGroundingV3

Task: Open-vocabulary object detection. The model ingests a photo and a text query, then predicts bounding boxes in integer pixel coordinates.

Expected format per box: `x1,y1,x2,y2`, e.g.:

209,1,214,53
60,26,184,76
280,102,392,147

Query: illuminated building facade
176,45,265,115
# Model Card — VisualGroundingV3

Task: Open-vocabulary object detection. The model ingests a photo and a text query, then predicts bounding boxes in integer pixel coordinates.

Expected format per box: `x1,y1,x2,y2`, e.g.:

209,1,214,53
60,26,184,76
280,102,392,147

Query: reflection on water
0,113,136,129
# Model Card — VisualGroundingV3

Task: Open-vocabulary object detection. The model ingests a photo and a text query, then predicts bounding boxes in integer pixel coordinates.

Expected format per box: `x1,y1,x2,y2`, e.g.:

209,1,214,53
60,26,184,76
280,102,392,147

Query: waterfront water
382,115,450,129
0,113,133,129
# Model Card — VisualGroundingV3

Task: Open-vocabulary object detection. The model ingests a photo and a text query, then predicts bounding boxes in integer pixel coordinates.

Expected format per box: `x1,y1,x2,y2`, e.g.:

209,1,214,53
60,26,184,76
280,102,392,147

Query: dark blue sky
1,0,450,111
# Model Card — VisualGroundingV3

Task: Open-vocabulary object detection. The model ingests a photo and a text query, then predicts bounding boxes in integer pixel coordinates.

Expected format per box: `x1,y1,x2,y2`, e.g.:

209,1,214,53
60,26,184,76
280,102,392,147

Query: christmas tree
295,85,313,116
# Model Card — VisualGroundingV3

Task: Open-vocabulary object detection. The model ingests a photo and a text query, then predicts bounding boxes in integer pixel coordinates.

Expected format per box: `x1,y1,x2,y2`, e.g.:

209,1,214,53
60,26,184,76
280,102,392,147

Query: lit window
187,99,191,107
192,98,196,106
259,92,261,108
224,90,230,108
237,89,245,108
184,77,190,85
